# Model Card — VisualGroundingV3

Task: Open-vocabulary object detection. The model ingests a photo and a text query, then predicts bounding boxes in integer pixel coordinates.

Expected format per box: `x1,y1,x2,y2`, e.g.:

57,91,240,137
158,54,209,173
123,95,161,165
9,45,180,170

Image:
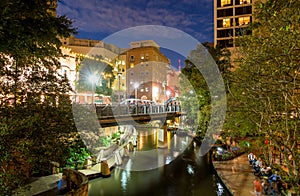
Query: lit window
240,0,250,4
130,63,134,68
238,16,250,26
221,0,231,7
141,54,144,60
223,18,230,27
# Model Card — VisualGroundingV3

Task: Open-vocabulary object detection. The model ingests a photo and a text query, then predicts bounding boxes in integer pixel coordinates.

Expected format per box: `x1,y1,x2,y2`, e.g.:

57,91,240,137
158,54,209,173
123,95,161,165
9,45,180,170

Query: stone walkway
13,173,62,196
213,154,256,196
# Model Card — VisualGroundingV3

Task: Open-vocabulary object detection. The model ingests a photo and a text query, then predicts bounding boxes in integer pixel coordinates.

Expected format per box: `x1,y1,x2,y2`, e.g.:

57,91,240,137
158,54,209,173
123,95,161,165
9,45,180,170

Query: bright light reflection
121,159,132,191
121,171,127,191
89,74,98,84
216,182,224,196
187,164,194,175
134,82,139,89
165,156,171,165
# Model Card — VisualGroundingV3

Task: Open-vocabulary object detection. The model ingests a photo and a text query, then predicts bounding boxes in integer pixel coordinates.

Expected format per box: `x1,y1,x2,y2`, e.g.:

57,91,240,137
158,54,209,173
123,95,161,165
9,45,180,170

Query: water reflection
88,126,230,196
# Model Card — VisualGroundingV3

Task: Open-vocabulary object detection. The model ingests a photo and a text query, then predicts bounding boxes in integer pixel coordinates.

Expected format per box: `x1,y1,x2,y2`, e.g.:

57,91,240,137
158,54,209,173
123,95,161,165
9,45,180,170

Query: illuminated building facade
120,40,170,103
167,69,181,98
59,36,122,103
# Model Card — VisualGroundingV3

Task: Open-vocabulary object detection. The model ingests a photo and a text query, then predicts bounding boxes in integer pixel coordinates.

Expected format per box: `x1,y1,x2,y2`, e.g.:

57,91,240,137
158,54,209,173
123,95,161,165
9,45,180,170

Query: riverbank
213,153,256,196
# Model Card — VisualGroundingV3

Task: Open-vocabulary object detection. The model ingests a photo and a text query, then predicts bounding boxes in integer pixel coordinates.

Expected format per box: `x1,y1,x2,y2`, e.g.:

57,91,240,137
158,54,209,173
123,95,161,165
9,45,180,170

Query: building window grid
215,0,253,48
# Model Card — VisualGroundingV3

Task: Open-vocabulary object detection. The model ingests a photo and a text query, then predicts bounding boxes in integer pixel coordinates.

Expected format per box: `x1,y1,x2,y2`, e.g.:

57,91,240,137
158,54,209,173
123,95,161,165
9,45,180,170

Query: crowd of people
248,152,285,196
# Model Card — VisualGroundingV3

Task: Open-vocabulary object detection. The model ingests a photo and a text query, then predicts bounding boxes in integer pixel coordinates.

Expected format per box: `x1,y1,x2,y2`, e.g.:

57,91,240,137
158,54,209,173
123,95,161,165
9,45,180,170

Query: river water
88,126,231,196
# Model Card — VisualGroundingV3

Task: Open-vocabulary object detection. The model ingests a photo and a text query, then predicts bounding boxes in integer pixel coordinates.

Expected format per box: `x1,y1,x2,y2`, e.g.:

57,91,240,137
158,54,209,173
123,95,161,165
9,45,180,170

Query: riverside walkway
213,153,256,196
14,153,255,196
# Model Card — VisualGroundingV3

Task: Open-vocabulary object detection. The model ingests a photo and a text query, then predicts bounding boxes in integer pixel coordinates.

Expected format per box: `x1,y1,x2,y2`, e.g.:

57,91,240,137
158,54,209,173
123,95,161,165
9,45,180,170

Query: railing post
114,151,122,165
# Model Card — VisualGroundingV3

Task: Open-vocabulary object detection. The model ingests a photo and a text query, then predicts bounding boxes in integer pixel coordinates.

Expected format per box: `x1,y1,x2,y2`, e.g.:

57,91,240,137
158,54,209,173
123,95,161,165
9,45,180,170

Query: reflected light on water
216,182,225,196
88,126,231,196
120,171,127,191
121,159,132,191
165,156,172,165
187,164,194,175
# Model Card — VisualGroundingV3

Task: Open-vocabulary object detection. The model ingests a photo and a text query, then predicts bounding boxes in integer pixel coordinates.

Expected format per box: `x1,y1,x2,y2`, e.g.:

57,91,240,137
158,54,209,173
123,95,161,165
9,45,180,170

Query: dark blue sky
57,0,214,67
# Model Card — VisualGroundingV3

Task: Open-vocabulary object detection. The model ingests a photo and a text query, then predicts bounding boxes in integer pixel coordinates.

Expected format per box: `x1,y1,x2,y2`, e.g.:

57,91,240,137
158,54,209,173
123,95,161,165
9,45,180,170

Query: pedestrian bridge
94,104,184,126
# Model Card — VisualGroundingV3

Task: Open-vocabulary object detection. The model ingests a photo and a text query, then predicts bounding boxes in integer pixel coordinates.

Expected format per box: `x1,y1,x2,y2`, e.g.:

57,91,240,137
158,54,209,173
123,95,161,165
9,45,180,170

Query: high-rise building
214,0,253,48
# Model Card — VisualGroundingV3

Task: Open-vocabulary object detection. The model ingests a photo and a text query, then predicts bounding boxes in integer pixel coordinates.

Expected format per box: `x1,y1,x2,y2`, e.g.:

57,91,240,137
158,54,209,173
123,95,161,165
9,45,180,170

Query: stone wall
63,168,88,196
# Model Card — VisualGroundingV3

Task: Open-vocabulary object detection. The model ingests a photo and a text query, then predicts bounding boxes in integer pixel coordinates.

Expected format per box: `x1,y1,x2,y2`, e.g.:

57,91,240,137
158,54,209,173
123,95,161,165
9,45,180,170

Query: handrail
95,104,182,118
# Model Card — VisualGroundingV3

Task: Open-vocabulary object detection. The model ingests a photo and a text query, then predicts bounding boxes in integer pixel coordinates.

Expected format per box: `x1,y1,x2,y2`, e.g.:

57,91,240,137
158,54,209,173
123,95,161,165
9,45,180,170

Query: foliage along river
88,126,231,196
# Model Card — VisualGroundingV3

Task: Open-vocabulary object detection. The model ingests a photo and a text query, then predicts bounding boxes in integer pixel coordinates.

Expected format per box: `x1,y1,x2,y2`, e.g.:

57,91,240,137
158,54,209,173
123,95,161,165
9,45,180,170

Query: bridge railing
95,103,181,118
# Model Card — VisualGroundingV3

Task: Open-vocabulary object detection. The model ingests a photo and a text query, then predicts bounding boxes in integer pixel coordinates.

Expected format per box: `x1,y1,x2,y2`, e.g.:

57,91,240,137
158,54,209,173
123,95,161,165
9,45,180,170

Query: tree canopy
228,0,300,191
179,43,231,138
0,0,80,194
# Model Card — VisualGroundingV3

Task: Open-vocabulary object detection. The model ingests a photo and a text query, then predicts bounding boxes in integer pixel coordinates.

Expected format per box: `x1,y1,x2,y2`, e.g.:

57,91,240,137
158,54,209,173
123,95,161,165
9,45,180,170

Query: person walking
253,177,263,196
248,152,255,166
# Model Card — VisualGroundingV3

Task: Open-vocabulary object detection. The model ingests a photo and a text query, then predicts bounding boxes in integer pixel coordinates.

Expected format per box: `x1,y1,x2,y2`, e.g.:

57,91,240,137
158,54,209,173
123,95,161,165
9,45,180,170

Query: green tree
0,0,79,194
179,43,231,139
230,0,300,192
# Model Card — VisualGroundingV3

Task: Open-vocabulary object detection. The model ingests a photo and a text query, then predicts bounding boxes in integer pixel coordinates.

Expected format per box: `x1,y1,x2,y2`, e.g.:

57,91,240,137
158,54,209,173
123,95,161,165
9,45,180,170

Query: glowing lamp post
118,72,122,104
162,81,166,104
134,83,139,99
89,74,98,104
166,90,171,98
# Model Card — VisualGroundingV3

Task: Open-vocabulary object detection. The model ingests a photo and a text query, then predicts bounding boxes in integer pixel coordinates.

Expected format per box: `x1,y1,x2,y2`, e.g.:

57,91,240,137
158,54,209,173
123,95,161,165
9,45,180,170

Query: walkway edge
211,154,255,196
212,161,234,196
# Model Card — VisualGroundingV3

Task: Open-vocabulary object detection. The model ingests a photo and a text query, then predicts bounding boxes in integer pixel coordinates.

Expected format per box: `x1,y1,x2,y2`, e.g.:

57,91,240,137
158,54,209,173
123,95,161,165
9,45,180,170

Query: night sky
57,0,214,67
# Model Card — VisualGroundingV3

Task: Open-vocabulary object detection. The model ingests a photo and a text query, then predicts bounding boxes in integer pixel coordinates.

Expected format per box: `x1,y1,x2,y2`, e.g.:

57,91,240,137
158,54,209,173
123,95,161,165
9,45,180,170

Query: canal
88,126,231,196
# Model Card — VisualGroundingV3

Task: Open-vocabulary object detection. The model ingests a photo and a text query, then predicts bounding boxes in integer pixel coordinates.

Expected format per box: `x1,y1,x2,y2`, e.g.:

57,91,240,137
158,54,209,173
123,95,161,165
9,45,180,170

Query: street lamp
166,90,171,98
117,71,122,115
118,72,122,104
134,83,139,99
162,81,166,104
89,74,98,104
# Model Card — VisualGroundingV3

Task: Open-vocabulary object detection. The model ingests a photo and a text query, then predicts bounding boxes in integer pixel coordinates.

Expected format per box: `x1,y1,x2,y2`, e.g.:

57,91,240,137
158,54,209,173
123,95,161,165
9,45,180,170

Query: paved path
13,173,62,196
213,154,256,196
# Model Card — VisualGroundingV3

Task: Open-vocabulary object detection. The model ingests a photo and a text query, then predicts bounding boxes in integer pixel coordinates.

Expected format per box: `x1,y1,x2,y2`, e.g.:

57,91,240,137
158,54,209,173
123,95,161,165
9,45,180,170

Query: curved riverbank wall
208,151,234,196
63,168,89,196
